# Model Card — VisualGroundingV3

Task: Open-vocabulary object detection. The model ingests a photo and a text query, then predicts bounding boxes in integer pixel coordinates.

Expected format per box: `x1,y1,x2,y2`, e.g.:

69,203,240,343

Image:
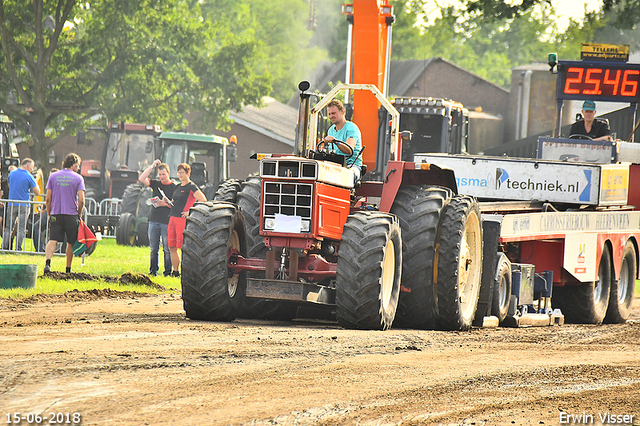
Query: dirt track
0,291,639,426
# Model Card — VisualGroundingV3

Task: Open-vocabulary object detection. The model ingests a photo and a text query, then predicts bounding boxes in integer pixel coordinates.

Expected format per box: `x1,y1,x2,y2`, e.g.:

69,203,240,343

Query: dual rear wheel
553,241,637,324
436,196,483,331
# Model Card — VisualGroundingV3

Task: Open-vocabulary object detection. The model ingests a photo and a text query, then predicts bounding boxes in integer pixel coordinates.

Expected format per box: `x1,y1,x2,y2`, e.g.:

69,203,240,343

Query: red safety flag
73,220,98,256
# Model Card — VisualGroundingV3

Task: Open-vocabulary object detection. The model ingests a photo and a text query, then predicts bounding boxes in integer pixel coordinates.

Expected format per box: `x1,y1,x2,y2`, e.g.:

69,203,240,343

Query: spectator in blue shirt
2,158,40,250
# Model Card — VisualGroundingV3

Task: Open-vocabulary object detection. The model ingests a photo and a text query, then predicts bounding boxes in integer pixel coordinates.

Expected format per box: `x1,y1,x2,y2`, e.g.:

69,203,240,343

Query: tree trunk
29,109,53,177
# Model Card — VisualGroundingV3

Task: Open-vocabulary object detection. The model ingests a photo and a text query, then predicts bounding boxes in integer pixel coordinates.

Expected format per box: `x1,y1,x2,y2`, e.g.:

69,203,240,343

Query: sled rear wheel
606,240,637,323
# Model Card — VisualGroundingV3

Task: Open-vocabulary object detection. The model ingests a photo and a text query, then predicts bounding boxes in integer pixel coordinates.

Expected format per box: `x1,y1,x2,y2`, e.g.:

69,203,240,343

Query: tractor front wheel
336,212,402,330
181,202,246,321
117,213,136,246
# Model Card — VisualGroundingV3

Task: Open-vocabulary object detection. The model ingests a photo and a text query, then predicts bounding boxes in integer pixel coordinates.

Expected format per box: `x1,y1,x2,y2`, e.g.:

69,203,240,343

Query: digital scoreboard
557,60,640,102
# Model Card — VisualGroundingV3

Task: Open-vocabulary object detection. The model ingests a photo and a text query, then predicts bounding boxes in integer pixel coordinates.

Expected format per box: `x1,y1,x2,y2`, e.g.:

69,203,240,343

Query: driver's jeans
148,221,171,275
2,205,28,251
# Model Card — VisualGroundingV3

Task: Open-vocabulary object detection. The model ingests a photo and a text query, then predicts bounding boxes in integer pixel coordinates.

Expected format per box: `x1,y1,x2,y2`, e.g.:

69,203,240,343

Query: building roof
288,57,508,107
230,97,298,147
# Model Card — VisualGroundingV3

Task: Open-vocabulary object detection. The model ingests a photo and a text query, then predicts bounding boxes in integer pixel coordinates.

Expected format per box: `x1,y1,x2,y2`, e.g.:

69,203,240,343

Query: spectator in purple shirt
44,153,85,273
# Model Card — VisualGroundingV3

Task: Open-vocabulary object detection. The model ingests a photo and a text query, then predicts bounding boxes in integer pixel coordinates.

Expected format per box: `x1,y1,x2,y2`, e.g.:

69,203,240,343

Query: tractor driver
570,100,613,141
321,99,363,181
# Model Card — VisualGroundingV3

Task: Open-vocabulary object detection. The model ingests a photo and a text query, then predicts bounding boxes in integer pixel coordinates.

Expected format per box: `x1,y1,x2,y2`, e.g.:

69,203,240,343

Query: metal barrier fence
88,198,121,239
85,197,98,215
99,198,122,216
0,197,120,253
0,198,50,254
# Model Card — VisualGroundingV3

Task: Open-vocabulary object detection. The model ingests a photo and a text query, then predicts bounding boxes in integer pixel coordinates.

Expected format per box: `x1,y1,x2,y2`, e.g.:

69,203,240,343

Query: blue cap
582,100,596,111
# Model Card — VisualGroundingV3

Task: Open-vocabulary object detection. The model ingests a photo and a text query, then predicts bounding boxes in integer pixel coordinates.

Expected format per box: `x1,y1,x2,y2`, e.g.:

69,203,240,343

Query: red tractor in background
77,122,162,240
78,122,162,202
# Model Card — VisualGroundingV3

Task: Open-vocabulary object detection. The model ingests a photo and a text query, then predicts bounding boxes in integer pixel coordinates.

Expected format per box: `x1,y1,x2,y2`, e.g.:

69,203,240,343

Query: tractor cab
77,123,162,201
391,97,469,160
298,82,402,180
158,131,236,199
103,123,162,199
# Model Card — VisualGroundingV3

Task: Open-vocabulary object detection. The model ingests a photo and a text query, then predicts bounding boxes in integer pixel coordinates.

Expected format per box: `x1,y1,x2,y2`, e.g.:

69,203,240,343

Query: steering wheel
569,134,593,140
318,139,354,156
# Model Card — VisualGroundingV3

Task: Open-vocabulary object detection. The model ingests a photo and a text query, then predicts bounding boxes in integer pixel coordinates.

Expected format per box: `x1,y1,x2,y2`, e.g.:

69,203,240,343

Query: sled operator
570,100,613,141
321,99,363,180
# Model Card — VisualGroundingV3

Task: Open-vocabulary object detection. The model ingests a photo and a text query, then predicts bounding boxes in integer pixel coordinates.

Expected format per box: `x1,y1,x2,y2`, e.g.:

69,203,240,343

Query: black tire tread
605,241,636,323
117,212,136,246
491,254,512,322
235,177,293,320
390,185,452,329
236,178,264,257
336,211,402,330
552,245,612,324
436,195,483,331
213,179,243,203
181,202,244,321
121,183,145,215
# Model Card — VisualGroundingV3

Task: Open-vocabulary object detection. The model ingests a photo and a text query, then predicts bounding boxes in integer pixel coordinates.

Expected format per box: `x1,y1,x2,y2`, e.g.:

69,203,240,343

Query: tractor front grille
262,182,313,233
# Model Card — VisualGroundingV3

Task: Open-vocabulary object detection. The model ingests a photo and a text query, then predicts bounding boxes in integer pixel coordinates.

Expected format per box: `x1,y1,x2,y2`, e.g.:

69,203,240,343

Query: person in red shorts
167,163,206,277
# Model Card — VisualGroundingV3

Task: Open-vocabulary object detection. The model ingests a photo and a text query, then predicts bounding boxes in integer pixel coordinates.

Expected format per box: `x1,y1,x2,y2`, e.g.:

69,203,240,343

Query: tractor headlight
264,218,276,230
301,220,310,232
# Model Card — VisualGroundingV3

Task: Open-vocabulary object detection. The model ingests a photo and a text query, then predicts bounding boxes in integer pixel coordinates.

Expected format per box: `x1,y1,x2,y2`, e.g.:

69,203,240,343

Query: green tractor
116,131,237,246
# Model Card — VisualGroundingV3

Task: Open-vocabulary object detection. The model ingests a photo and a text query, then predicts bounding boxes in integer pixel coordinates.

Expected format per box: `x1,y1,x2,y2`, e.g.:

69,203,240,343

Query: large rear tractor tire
336,212,402,330
436,195,483,331
213,179,243,203
202,184,217,201
605,240,637,323
121,183,146,215
390,185,452,329
236,178,263,258
553,244,612,324
136,187,152,220
181,202,246,321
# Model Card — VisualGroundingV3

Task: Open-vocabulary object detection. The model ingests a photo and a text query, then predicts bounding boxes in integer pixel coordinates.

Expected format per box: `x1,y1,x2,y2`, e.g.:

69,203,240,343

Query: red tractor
181,83,484,330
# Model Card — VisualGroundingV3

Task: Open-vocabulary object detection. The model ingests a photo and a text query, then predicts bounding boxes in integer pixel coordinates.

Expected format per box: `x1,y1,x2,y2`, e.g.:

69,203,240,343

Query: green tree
247,0,328,102
0,0,272,171
309,0,347,62
389,1,606,87
389,0,425,60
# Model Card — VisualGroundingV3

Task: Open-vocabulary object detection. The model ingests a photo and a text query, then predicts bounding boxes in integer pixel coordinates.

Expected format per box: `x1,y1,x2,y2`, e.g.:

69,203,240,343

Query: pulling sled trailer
414,153,639,326
409,47,640,327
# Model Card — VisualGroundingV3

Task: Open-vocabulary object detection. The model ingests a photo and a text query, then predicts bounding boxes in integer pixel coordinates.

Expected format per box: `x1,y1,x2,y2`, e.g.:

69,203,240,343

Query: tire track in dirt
0,294,638,425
